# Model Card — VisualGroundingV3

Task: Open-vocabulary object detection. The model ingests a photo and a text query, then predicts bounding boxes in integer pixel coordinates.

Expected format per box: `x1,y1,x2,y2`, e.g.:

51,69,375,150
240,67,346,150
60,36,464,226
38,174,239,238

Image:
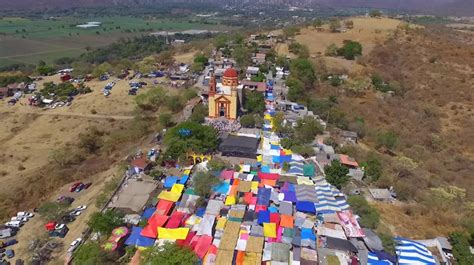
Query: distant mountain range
1,0,472,16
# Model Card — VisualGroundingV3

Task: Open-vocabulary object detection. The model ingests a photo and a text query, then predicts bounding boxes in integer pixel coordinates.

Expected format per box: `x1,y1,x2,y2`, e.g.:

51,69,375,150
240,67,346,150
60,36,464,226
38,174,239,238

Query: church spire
209,74,216,96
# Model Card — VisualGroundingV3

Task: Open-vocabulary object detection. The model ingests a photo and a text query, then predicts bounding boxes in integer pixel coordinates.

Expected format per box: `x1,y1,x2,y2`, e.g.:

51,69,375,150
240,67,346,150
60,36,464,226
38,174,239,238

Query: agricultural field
0,16,231,67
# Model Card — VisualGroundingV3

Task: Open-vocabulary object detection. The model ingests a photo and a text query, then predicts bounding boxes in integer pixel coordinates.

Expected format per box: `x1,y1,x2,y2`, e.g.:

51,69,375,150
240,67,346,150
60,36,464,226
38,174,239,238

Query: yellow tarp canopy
256,155,262,162
171,183,184,194
158,191,181,202
263,222,276,238
225,195,236,205
157,227,190,240
216,217,227,230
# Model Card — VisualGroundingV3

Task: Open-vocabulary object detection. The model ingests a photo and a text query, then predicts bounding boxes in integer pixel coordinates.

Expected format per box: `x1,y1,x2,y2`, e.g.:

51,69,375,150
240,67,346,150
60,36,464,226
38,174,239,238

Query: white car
10,216,28,223
5,221,22,228
17,212,34,218
70,210,82,217
55,223,65,230
67,238,82,253
75,205,87,211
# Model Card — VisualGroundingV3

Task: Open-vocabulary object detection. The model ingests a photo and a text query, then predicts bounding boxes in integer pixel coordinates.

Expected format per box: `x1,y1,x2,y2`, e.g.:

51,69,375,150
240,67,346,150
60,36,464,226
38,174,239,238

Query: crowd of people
206,118,242,136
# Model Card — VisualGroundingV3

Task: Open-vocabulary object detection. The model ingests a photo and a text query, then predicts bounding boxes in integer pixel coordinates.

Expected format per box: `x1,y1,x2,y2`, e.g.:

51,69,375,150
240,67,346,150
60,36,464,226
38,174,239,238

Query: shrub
337,40,362,60
159,112,174,128
324,160,350,189
37,201,69,221
78,127,104,154
244,91,265,114
140,242,198,265
189,104,208,123
240,114,256,128
347,195,380,229
193,172,222,198
88,209,124,236
183,88,198,101
449,232,474,265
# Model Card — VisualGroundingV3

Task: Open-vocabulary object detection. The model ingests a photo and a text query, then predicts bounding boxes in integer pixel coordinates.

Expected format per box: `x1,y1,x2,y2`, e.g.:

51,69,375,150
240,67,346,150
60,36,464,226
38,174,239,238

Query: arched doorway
219,103,227,117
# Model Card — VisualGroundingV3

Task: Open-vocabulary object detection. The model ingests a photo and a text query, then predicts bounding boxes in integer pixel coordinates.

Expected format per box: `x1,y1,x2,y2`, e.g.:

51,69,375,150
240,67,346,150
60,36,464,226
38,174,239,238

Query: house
241,80,266,93
246,66,260,79
131,157,150,173
348,168,365,181
252,53,267,65
339,154,359,168
369,188,392,201
341,130,358,143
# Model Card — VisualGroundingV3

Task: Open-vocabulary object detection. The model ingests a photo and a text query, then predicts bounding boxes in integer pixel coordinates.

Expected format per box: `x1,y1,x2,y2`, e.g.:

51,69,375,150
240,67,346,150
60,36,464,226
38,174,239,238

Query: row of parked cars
68,182,92,193
4,212,34,229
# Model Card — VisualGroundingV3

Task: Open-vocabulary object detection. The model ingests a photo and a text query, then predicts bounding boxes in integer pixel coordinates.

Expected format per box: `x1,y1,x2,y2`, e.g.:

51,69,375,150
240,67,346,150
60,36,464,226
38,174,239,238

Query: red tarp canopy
257,172,279,180
141,215,169,238
165,211,185,228
155,199,174,216
193,235,213,259
220,169,235,180
45,222,56,231
177,231,196,247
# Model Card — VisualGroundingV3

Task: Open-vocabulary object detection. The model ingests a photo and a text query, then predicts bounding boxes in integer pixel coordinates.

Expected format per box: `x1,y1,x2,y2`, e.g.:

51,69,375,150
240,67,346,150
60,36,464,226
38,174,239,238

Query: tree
78,127,104,154
141,242,198,265
294,116,323,143
74,242,118,265
244,91,265,114
166,95,184,113
193,171,222,198
337,40,362,60
88,209,124,236
364,153,382,182
286,77,306,102
240,114,256,128
189,104,208,123
159,112,174,128
378,233,396,256
324,160,350,189
193,54,208,65
232,46,251,68
329,18,342,33
449,232,474,265
157,50,175,66
37,63,55,76
313,18,323,29
163,121,219,160
347,195,380,229
289,58,315,89
207,158,230,172
369,10,382,18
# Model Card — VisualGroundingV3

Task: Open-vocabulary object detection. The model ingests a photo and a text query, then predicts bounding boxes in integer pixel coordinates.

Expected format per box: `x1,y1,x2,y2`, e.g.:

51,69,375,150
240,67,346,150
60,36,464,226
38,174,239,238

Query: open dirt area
296,17,402,56
174,50,198,65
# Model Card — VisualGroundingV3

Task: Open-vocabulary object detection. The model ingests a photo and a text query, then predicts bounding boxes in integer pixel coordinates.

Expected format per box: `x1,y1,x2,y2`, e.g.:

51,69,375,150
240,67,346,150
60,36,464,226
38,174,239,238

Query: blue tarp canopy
141,207,156,220
124,226,155,247
261,165,270,173
257,188,271,206
179,175,189,185
164,176,179,189
296,201,316,214
301,228,316,241
213,182,230,194
257,210,270,224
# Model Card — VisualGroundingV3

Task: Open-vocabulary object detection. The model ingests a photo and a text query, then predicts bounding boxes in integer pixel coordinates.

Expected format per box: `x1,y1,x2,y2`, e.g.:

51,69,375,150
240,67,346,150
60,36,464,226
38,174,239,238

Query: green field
0,16,229,67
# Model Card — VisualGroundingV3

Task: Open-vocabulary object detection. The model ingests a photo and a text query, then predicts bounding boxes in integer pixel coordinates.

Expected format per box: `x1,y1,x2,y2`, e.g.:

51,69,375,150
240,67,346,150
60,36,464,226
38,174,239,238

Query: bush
166,95,184,113
135,87,168,111
207,158,230,171
347,195,380,229
189,104,208,123
244,91,265,114
286,77,306,102
324,160,350,189
371,74,393,92
449,232,474,265
378,233,396,256
364,153,383,182
289,58,316,89
376,131,398,150
78,127,104,154
325,44,339,56
337,40,362,60
37,201,69,221
193,172,222,198
159,112,174,128
183,88,198,101
74,242,119,264
40,82,76,99
141,242,198,265
240,114,256,128
87,209,124,236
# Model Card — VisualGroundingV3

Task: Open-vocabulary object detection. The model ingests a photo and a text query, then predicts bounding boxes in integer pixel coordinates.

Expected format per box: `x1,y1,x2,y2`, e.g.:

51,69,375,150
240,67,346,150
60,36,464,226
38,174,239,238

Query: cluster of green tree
163,121,218,161
371,74,394,92
189,104,208,124
449,232,474,265
141,242,198,265
0,73,31,87
37,60,56,76
37,201,70,221
286,58,316,103
324,160,350,189
244,90,265,114
360,153,383,183
87,209,124,236
135,86,183,113
191,53,209,73
325,40,362,60
250,72,266,82
40,82,92,100
240,114,264,129
306,96,349,130
80,36,167,64
0,63,35,73
288,43,309,58
73,242,119,265
347,195,380,229
279,115,324,157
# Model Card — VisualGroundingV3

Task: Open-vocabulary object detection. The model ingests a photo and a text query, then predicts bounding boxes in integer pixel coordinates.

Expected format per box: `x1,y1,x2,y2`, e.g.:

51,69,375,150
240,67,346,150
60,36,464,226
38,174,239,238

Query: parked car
61,215,75,223
67,238,82,253
9,217,27,224
75,205,87,211
4,222,21,229
4,240,17,247
83,182,92,189
16,212,34,218
75,183,86,193
5,250,13,259
70,211,82,217
69,182,82,192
